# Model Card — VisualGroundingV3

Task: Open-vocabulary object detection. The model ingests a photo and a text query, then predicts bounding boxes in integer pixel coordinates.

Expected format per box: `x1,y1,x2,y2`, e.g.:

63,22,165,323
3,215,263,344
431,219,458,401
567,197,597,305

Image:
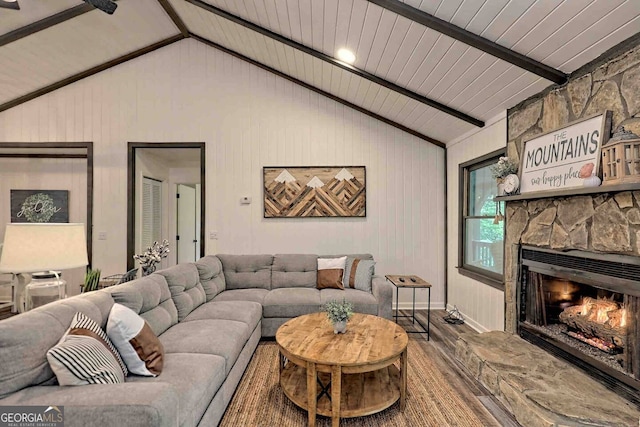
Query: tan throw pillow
317,256,347,290
107,303,164,376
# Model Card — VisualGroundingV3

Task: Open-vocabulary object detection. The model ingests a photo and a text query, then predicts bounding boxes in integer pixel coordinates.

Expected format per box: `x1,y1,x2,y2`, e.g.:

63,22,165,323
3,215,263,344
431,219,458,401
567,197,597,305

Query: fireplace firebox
518,246,640,404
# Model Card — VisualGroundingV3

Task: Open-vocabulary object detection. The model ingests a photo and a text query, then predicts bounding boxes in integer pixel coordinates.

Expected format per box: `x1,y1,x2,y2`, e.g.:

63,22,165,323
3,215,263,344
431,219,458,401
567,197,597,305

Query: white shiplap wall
446,113,506,332
0,39,445,308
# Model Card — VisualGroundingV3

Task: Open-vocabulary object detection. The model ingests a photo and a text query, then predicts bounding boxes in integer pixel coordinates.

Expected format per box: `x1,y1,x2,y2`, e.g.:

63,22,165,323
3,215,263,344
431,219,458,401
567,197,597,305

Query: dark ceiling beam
190,33,445,148
185,0,483,128
368,0,568,85
157,0,189,37
0,35,183,114
0,3,95,48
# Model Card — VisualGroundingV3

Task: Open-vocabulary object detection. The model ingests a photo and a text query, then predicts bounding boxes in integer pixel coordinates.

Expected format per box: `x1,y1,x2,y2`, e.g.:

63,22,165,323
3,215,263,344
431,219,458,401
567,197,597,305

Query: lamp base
23,271,66,312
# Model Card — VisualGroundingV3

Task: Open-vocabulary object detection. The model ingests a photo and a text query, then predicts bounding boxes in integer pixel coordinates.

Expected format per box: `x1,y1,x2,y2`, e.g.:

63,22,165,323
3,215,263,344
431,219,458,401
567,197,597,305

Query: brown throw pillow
107,303,164,376
317,257,347,290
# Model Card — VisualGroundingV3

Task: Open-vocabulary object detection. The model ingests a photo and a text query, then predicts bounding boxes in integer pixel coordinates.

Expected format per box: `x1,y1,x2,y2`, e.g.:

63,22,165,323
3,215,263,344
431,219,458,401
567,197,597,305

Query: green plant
323,299,354,324
83,269,101,293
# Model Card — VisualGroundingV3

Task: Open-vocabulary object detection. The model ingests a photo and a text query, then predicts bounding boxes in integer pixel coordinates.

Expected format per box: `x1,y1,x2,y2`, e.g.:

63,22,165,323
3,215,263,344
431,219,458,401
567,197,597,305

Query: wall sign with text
10,190,69,223
519,111,612,194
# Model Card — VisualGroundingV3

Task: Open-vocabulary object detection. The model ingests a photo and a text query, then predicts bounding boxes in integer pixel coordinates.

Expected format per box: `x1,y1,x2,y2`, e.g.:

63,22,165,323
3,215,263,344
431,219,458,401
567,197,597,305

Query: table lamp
0,223,89,311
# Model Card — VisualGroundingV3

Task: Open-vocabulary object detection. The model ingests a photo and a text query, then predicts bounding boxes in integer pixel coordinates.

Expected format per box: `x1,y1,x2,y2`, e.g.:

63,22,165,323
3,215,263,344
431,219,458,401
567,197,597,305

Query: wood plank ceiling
0,0,639,145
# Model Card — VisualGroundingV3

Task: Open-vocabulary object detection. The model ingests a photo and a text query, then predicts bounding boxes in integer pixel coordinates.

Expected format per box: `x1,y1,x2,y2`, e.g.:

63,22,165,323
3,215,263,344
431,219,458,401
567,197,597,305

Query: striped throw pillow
47,312,127,385
343,258,375,292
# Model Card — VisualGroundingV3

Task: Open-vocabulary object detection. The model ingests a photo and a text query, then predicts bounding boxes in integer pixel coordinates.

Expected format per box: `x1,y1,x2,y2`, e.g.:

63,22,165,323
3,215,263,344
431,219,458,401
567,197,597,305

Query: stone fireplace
455,39,640,426
518,246,640,403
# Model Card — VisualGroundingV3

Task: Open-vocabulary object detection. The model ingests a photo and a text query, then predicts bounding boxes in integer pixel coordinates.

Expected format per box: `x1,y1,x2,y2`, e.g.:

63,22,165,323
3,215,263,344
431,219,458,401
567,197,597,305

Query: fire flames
559,296,627,352
574,297,626,329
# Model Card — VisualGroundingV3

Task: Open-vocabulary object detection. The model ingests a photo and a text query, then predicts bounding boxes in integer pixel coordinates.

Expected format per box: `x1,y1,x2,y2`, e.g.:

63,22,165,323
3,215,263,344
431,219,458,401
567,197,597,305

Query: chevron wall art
263,166,366,218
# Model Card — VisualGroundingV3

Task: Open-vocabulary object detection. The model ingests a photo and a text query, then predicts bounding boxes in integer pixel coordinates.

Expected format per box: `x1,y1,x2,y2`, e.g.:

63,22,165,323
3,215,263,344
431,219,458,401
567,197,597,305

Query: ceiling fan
0,0,19,10
83,0,117,15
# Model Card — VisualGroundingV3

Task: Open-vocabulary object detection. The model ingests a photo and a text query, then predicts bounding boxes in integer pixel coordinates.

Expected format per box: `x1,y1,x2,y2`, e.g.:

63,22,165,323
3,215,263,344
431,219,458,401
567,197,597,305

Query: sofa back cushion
195,255,226,301
218,254,273,290
156,264,206,322
107,274,178,336
271,254,318,289
0,291,113,398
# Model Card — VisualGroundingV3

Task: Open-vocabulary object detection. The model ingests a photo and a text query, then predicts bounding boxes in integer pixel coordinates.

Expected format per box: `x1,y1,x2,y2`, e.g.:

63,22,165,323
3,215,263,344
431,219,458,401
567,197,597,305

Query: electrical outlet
98,231,107,240
210,231,218,240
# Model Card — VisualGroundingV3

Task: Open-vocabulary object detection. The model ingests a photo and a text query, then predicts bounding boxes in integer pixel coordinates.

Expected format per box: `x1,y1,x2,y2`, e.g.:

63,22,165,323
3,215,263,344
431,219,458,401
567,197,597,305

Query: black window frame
458,148,505,290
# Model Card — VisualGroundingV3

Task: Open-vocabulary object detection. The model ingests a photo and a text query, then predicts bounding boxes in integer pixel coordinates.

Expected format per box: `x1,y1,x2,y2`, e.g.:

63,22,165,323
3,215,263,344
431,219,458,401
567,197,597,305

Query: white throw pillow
107,303,164,376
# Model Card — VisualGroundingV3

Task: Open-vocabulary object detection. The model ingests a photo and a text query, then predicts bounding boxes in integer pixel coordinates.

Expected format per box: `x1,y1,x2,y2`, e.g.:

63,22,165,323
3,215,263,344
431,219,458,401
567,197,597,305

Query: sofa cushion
0,382,179,427
212,288,269,305
184,301,262,333
218,254,273,290
107,274,178,337
195,255,226,301
263,288,322,318
271,254,317,289
0,292,114,398
156,264,206,321
159,320,247,375
320,288,378,315
128,353,225,427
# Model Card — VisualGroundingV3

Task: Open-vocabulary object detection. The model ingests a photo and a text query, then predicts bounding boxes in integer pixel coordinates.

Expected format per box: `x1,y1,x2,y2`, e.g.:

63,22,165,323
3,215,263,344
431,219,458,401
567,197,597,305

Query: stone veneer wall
504,38,640,333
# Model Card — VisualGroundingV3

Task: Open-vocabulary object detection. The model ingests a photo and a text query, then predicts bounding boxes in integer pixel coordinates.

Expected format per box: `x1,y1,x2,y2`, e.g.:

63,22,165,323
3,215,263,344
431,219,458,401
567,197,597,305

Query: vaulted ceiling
1,0,639,145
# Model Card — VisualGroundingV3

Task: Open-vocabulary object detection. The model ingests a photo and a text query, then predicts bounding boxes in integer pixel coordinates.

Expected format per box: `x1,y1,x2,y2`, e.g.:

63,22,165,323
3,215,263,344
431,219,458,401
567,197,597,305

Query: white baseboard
446,304,489,333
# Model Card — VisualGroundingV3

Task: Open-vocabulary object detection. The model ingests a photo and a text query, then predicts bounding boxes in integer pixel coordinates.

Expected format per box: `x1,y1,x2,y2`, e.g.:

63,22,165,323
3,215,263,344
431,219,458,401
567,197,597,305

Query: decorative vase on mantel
496,178,506,196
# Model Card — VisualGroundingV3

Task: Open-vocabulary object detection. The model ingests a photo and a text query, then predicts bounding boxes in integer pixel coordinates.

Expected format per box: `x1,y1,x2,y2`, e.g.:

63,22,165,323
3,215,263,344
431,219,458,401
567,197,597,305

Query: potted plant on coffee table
324,299,354,334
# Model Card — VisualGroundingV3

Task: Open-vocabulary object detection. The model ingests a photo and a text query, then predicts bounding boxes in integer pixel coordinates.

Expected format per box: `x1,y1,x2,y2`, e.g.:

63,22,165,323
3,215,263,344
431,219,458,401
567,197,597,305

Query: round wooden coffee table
276,312,408,427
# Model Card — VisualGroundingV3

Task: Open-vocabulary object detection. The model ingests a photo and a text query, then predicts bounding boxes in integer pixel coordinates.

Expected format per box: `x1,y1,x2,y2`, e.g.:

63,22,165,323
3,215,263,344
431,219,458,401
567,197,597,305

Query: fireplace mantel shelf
495,182,640,202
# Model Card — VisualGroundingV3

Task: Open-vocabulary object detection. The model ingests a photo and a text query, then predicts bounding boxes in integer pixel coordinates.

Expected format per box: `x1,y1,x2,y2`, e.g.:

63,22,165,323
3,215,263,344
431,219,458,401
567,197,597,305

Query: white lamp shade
0,223,88,273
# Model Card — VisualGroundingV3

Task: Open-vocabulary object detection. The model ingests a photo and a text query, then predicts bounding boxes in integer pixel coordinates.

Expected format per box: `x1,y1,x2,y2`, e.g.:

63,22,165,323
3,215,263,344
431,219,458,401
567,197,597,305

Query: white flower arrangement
134,239,170,276
490,156,518,179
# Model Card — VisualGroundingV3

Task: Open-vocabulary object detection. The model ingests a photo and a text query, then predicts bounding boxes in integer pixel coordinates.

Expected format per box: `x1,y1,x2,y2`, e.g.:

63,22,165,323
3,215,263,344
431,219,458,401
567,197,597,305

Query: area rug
220,339,489,427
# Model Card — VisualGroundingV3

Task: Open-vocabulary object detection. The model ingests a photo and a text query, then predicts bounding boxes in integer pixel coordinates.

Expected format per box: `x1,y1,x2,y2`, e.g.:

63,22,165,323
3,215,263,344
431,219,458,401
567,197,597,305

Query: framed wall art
10,190,69,223
518,111,612,195
263,166,366,218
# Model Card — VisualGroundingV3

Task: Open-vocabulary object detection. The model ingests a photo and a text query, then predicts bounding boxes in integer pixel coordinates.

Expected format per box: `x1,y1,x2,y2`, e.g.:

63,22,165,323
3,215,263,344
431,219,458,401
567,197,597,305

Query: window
458,149,505,290
141,177,162,250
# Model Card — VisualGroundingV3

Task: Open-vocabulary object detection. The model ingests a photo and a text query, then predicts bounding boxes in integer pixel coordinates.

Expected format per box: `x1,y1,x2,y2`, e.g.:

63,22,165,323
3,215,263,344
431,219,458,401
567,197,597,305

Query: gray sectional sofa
0,253,392,427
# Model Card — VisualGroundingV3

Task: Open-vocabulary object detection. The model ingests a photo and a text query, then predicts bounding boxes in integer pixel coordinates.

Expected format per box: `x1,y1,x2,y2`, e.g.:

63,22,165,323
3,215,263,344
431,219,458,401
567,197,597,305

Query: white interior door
177,184,197,263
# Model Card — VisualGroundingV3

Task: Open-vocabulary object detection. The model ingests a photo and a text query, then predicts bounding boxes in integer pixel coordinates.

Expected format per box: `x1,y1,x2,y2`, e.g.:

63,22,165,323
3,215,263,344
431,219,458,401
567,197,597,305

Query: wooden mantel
495,182,640,202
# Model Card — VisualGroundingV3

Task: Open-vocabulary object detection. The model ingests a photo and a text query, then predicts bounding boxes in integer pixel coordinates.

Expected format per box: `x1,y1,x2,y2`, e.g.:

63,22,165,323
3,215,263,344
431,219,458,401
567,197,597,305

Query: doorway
176,183,201,263
127,143,205,270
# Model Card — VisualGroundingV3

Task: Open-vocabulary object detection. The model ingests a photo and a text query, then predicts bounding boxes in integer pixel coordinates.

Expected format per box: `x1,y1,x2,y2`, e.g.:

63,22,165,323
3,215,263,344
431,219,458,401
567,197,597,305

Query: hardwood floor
400,309,521,427
0,307,14,320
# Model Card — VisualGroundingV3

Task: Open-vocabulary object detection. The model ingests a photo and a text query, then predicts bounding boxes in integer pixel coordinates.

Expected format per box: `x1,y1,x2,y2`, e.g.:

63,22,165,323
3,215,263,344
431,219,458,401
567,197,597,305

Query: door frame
127,142,205,270
0,142,94,266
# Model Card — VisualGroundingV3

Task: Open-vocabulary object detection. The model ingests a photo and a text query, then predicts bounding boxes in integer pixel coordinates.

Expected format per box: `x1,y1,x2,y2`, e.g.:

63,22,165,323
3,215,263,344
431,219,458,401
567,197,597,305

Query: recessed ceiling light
337,48,356,64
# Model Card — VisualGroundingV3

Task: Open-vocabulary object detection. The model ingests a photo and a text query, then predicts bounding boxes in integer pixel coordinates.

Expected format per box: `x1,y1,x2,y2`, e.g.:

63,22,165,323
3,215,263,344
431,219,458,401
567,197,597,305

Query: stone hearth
456,331,640,427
